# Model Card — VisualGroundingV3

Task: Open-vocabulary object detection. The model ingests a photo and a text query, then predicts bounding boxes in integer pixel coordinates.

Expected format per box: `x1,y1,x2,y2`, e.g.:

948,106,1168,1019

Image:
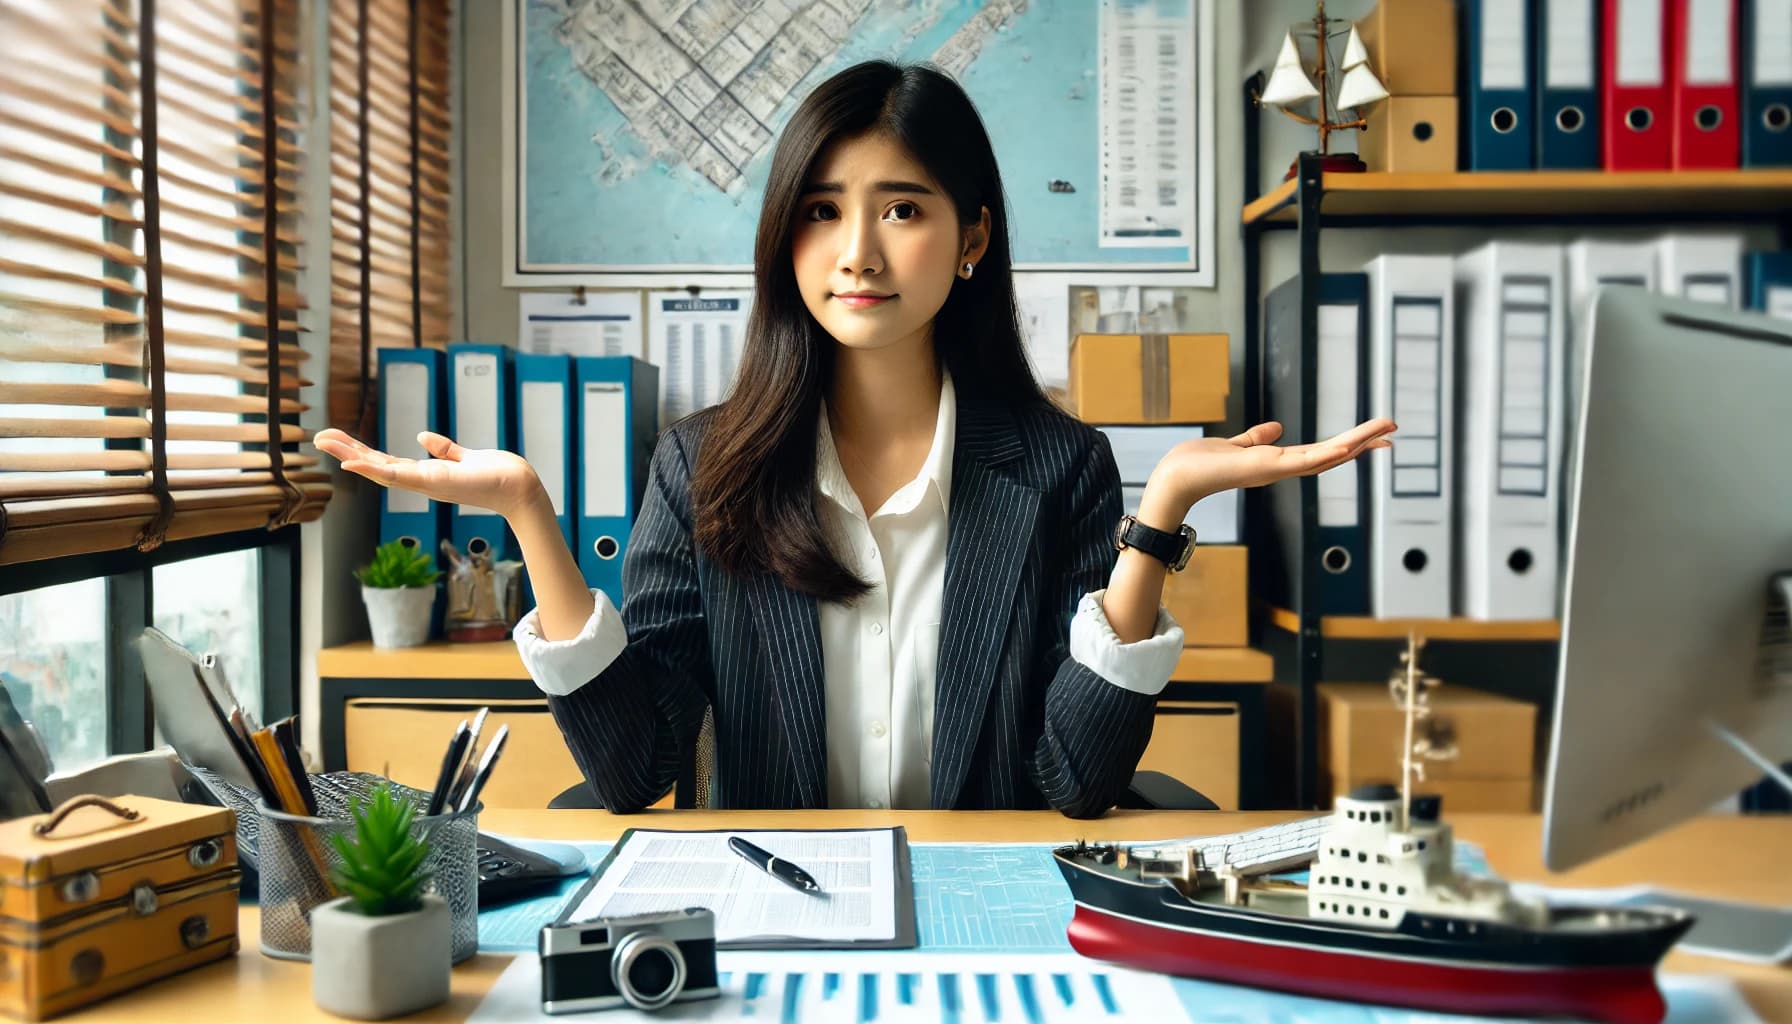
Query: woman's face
790,131,985,356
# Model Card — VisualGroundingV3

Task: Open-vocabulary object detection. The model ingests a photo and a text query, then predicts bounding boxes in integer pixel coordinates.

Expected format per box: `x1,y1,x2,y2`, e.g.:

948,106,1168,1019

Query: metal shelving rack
1238,72,1792,809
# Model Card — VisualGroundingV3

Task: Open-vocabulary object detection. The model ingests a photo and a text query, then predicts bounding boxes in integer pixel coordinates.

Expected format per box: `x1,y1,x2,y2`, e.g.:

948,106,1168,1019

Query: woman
317,61,1392,817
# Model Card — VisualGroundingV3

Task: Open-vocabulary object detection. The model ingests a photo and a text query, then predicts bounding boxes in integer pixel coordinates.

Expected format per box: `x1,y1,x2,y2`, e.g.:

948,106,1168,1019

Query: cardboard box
345,697,585,809
1139,701,1239,809
1362,95,1459,173
1102,426,1242,545
1356,0,1457,97
1318,682,1537,812
1162,545,1248,647
1070,333,1228,424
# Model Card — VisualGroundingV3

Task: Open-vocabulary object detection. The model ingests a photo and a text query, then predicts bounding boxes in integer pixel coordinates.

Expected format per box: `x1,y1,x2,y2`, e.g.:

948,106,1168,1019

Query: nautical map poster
503,0,1215,282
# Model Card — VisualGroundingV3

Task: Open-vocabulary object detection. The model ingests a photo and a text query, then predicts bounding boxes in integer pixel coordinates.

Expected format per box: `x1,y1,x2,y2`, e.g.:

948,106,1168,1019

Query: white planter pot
361,584,434,648
310,894,450,1020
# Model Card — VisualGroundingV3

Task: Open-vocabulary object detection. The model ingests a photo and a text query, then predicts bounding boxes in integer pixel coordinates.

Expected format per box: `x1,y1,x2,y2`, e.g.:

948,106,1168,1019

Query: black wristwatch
1113,514,1196,572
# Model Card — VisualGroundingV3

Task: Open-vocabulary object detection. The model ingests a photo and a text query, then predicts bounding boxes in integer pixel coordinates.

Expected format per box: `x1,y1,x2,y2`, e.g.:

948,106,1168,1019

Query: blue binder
1263,272,1371,618
574,356,660,609
446,343,516,562
1462,0,1535,169
1742,0,1792,167
1535,0,1601,168
1745,251,1792,314
514,352,577,610
376,348,448,634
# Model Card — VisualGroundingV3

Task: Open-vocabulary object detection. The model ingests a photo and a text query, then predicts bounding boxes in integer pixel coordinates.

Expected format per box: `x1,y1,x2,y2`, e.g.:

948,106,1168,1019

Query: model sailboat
1258,0,1390,176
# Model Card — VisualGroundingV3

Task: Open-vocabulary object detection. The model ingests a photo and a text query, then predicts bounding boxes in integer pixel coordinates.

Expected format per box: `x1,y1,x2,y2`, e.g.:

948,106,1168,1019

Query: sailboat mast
1313,0,1331,154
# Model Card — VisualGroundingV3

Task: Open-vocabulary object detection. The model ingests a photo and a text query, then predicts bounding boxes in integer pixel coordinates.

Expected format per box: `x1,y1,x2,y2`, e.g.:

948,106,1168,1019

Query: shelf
1241,170,1792,225
317,641,528,680
1170,646,1275,683
1265,606,1561,642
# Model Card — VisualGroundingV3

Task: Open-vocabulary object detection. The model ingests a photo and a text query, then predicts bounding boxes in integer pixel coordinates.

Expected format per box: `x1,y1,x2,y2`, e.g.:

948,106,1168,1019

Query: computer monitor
1542,288,1792,873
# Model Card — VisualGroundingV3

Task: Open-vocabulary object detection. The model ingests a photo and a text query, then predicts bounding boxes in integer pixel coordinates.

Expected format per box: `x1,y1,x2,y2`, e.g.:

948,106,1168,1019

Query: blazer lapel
931,401,1040,808
744,570,827,808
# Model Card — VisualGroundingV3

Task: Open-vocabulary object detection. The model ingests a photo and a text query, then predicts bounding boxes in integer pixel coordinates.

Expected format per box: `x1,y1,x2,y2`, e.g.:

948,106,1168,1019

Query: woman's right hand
314,428,546,520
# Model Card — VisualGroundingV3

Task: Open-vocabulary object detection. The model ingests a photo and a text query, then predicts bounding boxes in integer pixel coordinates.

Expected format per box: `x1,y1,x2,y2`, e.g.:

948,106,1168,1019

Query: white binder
1454,242,1565,620
1655,231,1744,309
1364,255,1456,619
1563,240,1657,504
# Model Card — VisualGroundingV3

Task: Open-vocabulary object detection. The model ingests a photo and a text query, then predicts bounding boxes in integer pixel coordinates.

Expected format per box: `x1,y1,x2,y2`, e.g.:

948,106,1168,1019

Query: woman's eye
886,202,918,222
806,203,838,222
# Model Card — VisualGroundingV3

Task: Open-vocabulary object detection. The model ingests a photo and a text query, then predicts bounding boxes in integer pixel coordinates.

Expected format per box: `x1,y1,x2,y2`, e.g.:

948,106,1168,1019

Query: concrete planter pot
310,894,450,1020
361,584,434,648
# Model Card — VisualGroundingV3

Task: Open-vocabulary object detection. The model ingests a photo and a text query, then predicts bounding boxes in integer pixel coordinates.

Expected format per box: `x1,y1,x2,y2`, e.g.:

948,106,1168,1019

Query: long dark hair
691,61,1050,602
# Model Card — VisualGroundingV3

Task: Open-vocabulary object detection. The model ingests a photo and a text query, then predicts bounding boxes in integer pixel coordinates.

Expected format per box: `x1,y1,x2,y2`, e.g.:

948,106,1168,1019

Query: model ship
1257,0,1389,175
1057,637,1694,1024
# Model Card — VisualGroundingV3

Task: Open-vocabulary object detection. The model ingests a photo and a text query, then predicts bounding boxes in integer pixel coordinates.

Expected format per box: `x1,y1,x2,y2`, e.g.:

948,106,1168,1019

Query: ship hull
1057,852,1691,1024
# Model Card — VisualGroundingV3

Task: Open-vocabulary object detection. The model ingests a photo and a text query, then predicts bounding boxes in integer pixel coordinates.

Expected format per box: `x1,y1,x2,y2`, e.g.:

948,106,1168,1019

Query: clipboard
556,826,917,951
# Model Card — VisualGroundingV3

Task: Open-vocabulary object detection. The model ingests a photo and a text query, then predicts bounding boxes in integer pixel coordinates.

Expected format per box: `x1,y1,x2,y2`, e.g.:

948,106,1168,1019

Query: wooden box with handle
0,796,241,1020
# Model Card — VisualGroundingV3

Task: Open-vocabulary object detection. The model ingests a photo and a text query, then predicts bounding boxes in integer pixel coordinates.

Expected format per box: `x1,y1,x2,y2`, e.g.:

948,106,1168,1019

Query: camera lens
612,934,686,1011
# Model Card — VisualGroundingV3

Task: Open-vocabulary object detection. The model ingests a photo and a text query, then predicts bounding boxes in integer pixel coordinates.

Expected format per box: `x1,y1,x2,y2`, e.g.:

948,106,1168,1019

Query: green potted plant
354,539,440,648
310,786,450,1020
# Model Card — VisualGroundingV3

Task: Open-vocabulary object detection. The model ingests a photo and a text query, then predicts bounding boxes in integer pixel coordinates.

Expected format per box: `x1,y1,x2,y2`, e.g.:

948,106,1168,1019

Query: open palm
1155,418,1396,504
313,428,542,518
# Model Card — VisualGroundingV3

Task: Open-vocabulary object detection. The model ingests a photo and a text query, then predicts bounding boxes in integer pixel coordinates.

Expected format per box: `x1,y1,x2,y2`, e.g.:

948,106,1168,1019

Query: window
0,579,107,770
154,548,262,722
1,0,319,769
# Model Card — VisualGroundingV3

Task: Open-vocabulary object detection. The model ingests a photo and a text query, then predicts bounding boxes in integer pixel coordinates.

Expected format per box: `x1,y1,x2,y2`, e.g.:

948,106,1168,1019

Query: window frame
2,527,298,760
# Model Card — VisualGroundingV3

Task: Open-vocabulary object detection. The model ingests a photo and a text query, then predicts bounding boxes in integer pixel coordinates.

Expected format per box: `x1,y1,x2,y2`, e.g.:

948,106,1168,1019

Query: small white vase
310,894,450,1020
361,584,435,648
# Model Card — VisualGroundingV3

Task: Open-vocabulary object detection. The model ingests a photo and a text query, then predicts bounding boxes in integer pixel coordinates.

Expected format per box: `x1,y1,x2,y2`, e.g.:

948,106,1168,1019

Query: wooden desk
63,811,1791,1022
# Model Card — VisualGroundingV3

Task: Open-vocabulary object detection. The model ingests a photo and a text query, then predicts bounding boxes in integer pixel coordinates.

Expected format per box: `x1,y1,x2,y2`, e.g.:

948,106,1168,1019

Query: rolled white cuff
1068,589,1184,697
512,589,628,697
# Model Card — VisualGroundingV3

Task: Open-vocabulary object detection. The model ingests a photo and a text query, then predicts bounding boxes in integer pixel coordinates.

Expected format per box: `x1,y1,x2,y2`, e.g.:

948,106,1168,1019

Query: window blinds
0,0,329,568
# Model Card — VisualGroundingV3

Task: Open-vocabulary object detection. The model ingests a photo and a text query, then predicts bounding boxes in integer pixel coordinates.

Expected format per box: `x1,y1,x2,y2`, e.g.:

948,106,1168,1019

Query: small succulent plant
352,539,442,589
327,785,433,916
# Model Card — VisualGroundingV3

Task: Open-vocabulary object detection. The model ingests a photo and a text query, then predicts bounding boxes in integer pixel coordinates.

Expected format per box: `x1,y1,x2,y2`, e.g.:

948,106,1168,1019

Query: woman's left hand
1148,417,1396,512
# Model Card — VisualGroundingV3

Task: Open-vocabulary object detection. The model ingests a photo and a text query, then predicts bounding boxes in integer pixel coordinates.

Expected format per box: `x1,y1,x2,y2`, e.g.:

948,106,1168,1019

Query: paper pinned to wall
518,291,641,358
1014,276,1071,390
647,290,752,424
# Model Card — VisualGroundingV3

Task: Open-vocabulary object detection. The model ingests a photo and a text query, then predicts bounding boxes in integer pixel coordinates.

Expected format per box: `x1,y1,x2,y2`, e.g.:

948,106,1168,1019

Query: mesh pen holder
191,768,479,963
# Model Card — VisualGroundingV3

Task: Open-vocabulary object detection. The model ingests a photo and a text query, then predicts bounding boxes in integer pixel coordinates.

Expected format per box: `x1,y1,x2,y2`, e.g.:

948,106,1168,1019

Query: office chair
547,708,1218,811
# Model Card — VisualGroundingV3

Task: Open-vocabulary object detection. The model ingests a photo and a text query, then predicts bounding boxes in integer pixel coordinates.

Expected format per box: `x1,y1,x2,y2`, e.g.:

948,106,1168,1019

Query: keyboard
476,833,587,908
1184,815,1332,876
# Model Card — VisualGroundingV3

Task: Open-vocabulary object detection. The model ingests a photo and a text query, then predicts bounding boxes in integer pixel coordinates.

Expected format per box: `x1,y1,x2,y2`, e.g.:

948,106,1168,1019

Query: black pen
728,836,823,896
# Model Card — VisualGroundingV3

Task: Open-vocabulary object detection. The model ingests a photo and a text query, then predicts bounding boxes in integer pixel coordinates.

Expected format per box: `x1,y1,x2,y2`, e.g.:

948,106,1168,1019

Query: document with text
560,827,915,949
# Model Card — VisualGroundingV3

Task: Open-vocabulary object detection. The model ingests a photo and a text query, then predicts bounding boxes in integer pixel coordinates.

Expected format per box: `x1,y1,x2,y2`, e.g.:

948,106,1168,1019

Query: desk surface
64,810,1791,1022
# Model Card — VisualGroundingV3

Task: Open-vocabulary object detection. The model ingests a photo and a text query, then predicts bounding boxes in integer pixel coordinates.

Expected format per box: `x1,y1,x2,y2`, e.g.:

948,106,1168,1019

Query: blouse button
869,622,884,636
869,720,887,738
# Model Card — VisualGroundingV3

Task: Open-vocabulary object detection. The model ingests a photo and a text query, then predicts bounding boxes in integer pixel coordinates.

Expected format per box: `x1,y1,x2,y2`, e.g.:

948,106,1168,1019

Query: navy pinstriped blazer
544,397,1158,818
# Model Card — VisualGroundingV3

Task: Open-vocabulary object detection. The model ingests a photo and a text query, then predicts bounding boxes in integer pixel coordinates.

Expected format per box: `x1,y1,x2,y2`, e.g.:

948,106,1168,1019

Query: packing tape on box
1142,334,1171,421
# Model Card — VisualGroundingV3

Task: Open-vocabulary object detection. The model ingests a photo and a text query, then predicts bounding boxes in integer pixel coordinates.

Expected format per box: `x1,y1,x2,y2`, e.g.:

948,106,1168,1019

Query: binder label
1685,0,1734,85
1617,0,1663,85
1316,303,1361,527
454,351,502,518
1758,0,1792,85
1496,278,1553,499
1391,298,1444,499
384,361,430,515
521,381,568,517
1481,0,1529,89
1546,0,1595,89
583,383,628,518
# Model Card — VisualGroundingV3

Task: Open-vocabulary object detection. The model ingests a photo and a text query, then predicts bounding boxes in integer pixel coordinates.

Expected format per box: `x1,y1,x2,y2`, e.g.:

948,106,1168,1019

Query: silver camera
539,907,719,1014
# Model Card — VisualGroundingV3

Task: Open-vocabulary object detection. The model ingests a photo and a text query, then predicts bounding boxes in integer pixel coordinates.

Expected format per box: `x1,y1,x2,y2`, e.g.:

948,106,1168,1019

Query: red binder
1602,0,1673,170
1669,0,1741,168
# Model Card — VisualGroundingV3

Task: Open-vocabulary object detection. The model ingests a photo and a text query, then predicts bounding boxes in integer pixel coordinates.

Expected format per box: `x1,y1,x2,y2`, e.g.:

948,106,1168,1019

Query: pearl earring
962,262,975,279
